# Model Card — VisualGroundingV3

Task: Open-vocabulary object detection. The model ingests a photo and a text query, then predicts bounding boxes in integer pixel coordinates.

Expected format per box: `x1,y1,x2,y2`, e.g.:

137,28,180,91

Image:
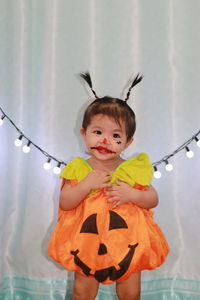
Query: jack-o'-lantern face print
71,210,138,282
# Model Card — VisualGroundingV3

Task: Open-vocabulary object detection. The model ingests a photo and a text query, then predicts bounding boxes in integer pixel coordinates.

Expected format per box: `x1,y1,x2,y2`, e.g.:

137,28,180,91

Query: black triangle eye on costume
109,211,128,230
80,211,128,234
80,213,98,234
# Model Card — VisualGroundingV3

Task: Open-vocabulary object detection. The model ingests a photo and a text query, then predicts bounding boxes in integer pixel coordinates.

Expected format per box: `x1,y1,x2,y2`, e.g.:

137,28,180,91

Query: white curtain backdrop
0,0,200,299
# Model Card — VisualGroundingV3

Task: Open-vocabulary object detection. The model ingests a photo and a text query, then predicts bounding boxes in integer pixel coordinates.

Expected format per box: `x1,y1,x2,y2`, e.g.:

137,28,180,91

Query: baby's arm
60,170,112,211
105,180,158,209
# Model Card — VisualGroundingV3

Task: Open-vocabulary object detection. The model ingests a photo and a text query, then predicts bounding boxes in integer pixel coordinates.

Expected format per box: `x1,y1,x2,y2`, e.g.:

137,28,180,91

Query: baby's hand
83,170,112,190
104,180,134,208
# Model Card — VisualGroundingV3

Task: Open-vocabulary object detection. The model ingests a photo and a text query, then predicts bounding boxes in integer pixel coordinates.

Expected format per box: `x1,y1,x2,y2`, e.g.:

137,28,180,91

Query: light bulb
165,160,173,172
154,167,161,179
53,162,61,175
43,158,52,170
0,115,5,126
14,135,23,147
195,137,200,148
185,146,194,158
23,141,31,153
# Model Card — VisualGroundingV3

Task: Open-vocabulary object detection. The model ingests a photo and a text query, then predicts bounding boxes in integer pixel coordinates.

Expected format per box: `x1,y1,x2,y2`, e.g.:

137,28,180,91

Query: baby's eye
93,130,102,135
113,133,121,138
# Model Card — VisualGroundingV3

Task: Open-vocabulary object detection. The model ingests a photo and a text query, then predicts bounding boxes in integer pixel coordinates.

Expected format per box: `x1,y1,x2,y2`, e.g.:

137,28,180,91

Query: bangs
88,103,125,126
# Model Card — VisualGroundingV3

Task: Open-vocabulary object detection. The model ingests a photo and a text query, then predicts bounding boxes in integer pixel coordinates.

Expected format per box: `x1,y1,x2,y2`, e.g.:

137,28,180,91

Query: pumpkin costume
48,153,169,285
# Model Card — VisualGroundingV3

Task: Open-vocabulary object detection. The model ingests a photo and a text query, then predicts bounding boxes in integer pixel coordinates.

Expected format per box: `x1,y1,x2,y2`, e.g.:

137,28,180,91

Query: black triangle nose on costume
98,243,107,255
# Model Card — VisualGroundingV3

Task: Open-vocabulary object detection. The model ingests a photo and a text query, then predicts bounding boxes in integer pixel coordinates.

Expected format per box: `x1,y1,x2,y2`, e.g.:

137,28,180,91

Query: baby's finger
106,185,119,191
102,183,112,189
116,180,124,185
104,186,113,191
102,175,111,182
104,189,118,196
104,191,114,196
112,201,121,209
107,195,119,202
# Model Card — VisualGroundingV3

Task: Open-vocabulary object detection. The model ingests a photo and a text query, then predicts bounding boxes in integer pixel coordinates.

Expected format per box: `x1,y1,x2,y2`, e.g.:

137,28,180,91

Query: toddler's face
80,114,133,161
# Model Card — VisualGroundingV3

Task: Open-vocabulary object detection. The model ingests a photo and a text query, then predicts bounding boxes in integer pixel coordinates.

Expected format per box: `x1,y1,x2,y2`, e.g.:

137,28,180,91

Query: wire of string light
1,106,200,177
152,129,200,178
0,106,66,174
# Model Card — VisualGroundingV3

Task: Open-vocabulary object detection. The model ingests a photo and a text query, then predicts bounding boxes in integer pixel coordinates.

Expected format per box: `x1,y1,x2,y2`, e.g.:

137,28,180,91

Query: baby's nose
102,138,107,144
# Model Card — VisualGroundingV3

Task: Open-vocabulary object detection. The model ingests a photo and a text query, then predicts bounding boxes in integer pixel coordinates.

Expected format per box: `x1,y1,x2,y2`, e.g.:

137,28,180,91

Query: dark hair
82,96,136,141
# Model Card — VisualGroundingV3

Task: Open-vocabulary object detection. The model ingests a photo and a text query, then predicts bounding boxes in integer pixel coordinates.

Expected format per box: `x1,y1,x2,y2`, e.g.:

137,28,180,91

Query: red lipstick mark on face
91,146,116,154
102,138,107,144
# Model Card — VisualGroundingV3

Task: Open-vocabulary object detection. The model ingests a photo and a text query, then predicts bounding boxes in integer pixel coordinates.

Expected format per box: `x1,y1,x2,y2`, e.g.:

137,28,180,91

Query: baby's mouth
91,146,115,154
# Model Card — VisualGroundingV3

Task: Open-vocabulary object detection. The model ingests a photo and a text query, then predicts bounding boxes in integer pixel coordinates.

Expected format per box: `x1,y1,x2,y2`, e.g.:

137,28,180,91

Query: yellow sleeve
111,153,153,186
127,153,153,185
60,157,92,182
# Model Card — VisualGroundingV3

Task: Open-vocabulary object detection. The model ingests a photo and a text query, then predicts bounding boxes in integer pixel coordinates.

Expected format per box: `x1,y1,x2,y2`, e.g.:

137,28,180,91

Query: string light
0,106,199,177
23,141,31,153
53,162,61,175
165,160,173,172
154,167,162,179
14,135,23,147
43,158,52,170
152,130,200,178
0,115,5,126
185,146,194,158
195,137,200,148
0,106,66,175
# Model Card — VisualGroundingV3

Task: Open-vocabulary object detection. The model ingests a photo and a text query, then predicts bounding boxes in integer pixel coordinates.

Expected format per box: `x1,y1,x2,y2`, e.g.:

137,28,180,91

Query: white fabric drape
0,0,200,299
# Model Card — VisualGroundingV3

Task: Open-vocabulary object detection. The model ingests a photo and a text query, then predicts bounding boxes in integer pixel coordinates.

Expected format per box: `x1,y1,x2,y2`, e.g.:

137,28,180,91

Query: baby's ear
125,137,134,149
80,128,86,137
